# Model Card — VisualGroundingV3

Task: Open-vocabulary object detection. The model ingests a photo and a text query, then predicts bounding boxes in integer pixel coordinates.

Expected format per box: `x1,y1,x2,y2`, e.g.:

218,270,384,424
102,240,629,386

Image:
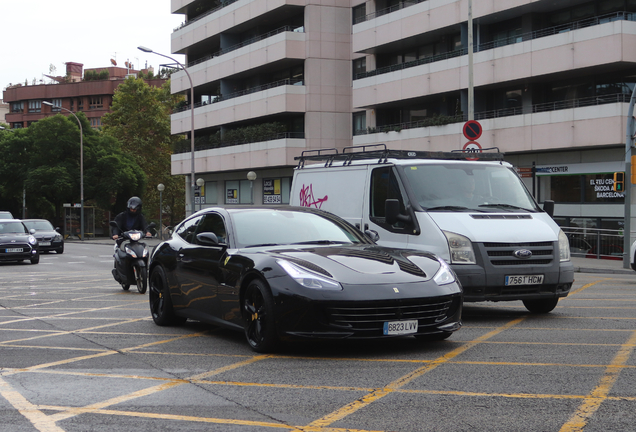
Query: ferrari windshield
231,209,368,248
400,163,540,212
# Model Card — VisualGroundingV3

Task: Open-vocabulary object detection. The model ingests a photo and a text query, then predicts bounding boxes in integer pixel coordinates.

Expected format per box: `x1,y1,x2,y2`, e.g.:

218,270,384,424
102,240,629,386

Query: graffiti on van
299,184,328,208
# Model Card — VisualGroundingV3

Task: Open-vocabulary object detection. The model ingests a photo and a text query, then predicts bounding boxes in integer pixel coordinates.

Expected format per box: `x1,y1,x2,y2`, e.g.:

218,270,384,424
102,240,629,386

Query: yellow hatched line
48,355,272,423
307,317,527,428
0,375,67,432
559,329,636,432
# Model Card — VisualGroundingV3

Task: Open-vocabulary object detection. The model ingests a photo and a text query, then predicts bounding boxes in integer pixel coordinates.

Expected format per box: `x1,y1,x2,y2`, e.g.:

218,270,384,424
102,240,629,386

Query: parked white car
630,240,636,271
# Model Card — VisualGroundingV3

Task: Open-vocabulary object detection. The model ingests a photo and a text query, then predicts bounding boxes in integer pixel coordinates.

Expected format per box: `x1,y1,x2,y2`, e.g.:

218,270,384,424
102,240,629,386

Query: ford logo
513,249,533,259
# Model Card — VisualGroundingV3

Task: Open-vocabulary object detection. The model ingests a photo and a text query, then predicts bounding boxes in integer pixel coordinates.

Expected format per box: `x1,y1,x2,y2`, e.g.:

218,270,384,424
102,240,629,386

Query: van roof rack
295,144,504,168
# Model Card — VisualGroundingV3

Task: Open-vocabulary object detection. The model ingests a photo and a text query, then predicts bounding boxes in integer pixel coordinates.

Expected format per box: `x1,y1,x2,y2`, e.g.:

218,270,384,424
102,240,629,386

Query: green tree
102,77,185,227
0,114,145,224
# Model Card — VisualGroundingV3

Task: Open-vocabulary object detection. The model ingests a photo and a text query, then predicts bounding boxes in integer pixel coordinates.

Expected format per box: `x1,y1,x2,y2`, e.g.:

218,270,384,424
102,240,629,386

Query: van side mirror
543,200,554,217
385,199,411,225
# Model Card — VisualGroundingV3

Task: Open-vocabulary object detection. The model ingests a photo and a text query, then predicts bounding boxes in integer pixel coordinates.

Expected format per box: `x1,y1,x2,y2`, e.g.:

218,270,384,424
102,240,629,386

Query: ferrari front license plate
383,320,418,335
6,248,23,253
505,275,544,286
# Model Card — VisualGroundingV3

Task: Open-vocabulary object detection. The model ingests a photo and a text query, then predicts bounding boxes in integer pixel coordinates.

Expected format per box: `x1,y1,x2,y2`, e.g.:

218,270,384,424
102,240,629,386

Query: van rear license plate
505,275,544,286
6,248,23,253
383,320,418,335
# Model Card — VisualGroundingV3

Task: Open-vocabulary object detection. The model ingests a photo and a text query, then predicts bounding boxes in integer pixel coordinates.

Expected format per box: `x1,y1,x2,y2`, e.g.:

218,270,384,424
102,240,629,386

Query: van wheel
523,298,559,314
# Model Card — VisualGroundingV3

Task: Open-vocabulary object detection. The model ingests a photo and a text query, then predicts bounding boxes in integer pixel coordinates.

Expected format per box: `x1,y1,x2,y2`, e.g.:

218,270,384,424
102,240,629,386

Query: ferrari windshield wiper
291,240,346,245
478,204,533,212
244,243,280,248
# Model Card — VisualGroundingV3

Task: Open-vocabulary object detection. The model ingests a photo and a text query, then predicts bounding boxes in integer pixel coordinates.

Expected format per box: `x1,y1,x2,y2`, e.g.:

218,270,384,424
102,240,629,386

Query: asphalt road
0,242,635,432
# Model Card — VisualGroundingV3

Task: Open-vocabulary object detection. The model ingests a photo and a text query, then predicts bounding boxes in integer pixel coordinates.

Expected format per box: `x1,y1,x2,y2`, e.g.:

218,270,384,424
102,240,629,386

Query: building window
539,173,624,204
353,111,366,135
89,96,103,109
90,118,102,128
70,99,74,111
77,98,84,111
203,181,218,205
263,178,291,204
353,3,366,24
11,102,24,113
51,99,62,111
28,100,41,113
11,123,23,129
225,180,253,204
353,57,366,79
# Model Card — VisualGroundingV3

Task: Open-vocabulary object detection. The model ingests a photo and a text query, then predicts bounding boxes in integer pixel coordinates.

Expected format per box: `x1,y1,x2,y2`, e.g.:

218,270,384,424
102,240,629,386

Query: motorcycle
109,221,156,294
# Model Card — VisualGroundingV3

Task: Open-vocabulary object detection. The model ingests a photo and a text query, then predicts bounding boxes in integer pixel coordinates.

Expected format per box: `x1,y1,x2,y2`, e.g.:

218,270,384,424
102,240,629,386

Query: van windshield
399,163,540,212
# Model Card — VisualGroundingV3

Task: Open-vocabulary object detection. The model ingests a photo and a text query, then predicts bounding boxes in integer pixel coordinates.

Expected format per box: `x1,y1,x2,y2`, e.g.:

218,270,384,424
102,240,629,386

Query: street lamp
247,171,257,205
157,183,165,240
138,46,196,216
196,178,205,211
42,101,84,240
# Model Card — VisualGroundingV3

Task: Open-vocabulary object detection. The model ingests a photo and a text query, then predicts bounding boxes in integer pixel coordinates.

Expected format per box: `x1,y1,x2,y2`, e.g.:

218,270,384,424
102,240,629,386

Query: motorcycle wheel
136,267,147,294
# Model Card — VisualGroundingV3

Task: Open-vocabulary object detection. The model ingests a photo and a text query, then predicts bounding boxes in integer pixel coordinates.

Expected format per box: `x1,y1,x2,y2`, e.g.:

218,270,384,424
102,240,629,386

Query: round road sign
463,120,483,140
463,141,482,160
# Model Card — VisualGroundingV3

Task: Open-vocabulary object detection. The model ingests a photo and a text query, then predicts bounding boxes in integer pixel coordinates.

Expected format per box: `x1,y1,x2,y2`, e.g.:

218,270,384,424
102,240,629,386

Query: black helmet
127,196,142,212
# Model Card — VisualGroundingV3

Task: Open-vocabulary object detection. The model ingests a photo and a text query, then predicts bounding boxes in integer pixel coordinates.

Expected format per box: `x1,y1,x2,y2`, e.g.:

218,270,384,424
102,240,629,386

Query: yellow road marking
308,317,527,428
559,329,636,432
568,278,611,296
0,376,65,432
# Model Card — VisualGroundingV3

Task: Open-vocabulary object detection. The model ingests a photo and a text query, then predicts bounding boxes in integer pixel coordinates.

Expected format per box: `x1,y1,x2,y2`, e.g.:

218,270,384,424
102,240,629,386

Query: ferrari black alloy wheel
243,279,278,353
149,266,186,326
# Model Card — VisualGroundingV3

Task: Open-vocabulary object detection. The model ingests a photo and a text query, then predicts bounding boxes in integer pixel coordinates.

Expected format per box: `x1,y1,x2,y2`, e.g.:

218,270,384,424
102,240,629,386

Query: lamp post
196,178,205,211
247,171,257,205
42,101,84,240
157,183,165,240
138,46,196,216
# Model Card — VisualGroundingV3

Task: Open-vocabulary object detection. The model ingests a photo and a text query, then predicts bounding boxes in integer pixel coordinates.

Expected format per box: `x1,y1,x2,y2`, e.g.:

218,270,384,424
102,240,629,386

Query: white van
290,145,574,313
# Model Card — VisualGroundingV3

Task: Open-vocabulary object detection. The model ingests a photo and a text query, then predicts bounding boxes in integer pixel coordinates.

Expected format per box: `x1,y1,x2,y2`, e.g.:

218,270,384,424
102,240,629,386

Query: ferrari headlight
277,260,342,291
558,229,570,262
125,246,138,258
433,259,455,285
443,231,476,264
28,236,37,245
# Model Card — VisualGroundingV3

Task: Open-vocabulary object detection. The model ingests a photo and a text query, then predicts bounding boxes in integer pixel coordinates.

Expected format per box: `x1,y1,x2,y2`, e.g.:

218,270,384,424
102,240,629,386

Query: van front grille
483,242,555,266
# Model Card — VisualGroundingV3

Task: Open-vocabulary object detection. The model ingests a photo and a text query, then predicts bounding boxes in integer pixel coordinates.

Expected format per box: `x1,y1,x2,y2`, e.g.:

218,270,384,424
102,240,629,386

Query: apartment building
171,0,635,235
3,62,166,130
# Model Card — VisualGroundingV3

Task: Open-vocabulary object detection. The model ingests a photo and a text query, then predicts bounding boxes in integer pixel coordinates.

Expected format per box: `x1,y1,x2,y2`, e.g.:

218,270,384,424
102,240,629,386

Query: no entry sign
463,120,482,141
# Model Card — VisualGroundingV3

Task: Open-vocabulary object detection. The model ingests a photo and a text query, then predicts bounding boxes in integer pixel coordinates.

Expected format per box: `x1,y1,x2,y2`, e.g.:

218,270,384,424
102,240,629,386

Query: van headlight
443,231,476,264
278,260,343,291
558,229,570,262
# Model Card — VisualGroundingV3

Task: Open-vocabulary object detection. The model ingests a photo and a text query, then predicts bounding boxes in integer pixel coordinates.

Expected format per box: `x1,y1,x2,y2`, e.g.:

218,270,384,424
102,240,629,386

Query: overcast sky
1,0,185,95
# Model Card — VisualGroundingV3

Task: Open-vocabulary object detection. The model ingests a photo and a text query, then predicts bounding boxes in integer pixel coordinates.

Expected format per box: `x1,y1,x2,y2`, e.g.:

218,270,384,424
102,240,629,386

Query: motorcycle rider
111,197,152,240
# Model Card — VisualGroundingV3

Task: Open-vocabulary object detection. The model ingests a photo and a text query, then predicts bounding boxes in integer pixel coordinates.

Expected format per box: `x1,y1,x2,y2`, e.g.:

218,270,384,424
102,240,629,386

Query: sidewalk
68,238,635,275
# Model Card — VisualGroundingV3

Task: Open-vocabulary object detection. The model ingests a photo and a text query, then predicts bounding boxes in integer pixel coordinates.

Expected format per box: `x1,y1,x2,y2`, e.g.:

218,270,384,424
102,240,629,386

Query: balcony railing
187,25,303,68
355,0,427,24
173,78,304,113
354,93,630,135
355,11,636,80
173,132,306,154
173,0,240,32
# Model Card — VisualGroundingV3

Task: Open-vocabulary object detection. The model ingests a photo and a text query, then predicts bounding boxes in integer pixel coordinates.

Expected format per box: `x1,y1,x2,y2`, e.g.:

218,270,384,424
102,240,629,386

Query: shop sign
226,189,238,204
589,178,624,199
263,178,282,204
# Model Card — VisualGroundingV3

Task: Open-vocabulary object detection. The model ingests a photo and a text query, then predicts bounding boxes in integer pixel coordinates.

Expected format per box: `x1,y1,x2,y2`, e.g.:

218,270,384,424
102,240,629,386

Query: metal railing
354,11,636,80
173,78,304,113
187,25,303,68
173,132,305,154
561,227,624,260
354,92,629,135
173,0,241,32
355,0,427,24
